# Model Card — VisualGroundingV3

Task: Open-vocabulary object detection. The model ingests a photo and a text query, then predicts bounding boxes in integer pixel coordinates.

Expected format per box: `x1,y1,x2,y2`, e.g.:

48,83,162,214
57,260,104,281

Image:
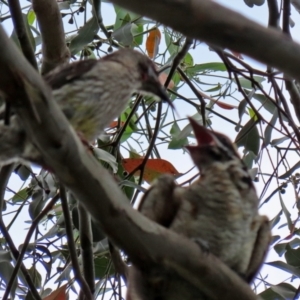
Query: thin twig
3,194,59,300
0,165,41,300
78,202,95,297
60,184,93,300
8,0,37,69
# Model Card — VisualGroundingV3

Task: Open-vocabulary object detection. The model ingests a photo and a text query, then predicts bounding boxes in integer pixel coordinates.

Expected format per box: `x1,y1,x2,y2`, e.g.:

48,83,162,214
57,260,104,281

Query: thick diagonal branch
0,26,257,300
109,0,300,84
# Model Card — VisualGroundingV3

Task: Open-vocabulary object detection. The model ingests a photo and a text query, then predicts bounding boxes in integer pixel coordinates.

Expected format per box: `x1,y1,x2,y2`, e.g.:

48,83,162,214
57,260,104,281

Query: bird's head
103,49,174,109
186,117,240,173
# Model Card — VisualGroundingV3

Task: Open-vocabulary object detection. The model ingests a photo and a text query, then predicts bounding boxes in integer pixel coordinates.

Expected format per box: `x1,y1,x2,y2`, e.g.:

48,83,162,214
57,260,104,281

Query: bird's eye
141,70,149,81
139,61,157,82
207,148,223,160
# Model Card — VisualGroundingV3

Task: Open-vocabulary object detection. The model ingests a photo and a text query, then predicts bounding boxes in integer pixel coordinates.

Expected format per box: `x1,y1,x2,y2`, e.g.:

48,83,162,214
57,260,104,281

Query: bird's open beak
186,117,216,150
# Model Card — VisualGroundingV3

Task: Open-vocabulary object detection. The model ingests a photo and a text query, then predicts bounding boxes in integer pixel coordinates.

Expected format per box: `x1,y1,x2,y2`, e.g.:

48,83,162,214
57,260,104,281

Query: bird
44,48,173,142
0,48,172,164
127,117,270,299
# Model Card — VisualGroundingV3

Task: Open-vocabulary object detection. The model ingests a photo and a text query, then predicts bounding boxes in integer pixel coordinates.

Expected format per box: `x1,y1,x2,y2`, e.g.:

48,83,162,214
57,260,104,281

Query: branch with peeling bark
108,0,300,85
0,25,257,300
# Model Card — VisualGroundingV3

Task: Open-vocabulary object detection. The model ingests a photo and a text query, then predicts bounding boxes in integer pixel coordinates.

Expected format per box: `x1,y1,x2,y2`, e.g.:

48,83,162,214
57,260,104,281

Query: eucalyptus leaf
11,13,35,52
271,283,297,300
285,246,300,267
258,287,285,300
0,262,17,299
235,76,265,89
168,122,189,150
69,17,99,55
264,110,278,146
112,22,133,46
279,161,300,179
271,136,290,146
29,189,44,220
93,148,118,173
186,62,226,77
266,260,300,277
235,118,260,155
164,30,179,55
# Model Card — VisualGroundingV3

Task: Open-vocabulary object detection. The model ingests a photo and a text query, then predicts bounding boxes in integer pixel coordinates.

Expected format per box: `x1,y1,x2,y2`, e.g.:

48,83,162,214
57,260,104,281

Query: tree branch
0,165,41,300
108,0,300,83
8,0,38,70
0,25,257,300
60,184,93,300
32,0,70,74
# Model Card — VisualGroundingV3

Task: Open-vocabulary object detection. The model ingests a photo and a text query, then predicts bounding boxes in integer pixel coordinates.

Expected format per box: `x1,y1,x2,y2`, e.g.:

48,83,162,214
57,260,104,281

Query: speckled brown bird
127,118,270,299
44,48,172,142
0,49,172,164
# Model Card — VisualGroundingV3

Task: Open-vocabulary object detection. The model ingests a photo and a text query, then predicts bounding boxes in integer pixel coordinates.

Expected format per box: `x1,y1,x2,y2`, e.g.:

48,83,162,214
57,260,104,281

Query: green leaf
172,72,181,87
247,107,257,120
69,16,99,55
266,260,300,277
168,122,189,150
236,76,265,89
117,163,135,200
244,0,265,8
0,262,17,299
274,243,287,257
112,22,133,46
29,190,44,220
259,283,296,300
278,161,300,179
271,136,289,146
113,5,140,30
237,99,247,122
205,84,222,92
57,1,71,10
11,13,36,52
132,23,143,46
235,118,260,155
253,93,275,114
269,210,282,230
164,30,179,55
271,235,280,245
264,110,278,146
258,287,284,300
28,266,42,289
12,188,28,203
279,192,292,230
27,10,35,25
0,251,12,263
271,283,297,300
285,245,300,267
93,148,117,172
15,164,31,181
120,106,138,142
186,62,227,77
94,255,114,279
183,53,194,67
242,151,256,169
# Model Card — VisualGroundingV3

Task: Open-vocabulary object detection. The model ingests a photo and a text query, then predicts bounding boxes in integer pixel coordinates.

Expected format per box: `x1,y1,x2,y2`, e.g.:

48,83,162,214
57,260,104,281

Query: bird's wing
44,59,98,90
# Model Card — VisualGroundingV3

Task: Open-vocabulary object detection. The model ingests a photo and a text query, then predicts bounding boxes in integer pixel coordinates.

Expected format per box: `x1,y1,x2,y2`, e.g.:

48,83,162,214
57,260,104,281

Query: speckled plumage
45,48,170,141
127,118,270,300
0,49,171,165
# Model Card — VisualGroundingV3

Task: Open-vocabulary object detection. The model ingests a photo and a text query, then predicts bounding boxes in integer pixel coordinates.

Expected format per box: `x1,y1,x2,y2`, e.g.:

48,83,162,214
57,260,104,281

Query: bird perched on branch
44,48,172,142
127,118,270,299
0,48,172,164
